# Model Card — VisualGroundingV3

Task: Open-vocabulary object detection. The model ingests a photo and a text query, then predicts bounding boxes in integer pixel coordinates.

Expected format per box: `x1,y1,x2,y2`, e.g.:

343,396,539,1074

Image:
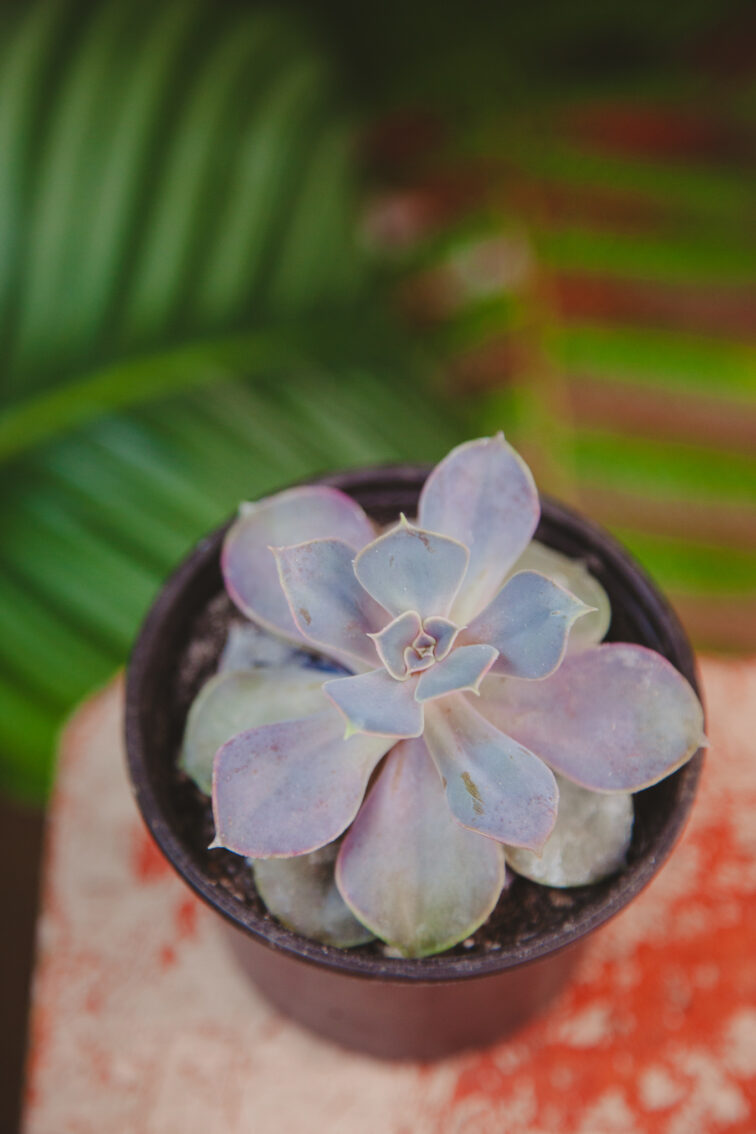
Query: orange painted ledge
23,659,756,1134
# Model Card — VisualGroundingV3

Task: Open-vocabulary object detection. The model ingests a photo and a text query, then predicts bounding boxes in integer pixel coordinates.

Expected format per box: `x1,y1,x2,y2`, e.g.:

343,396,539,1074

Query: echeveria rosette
196,434,706,958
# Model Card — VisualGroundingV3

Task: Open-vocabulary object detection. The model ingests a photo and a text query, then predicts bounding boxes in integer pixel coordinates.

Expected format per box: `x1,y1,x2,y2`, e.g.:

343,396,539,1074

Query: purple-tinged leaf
413,631,435,654
212,710,391,857
336,738,505,958
462,571,592,679
274,539,385,669
423,616,459,660
222,486,375,643
476,644,706,792
414,644,498,703
180,666,328,794
323,668,424,738
505,774,634,887
252,843,374,948
353,518,469,620
423,696,558,850
369,610,422,679
510,540,611,651
403,649,435,675
418,434,539,625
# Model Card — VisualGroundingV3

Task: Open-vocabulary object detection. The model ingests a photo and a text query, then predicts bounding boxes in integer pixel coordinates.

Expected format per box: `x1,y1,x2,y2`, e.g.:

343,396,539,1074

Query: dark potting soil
167,590,640,960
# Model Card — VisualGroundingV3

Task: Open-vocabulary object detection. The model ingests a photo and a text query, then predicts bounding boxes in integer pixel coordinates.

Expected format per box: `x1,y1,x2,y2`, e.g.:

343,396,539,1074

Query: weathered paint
23,659,756,1133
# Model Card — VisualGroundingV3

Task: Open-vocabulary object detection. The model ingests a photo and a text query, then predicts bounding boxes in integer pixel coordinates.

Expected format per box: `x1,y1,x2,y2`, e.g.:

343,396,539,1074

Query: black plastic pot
125,465,704,1060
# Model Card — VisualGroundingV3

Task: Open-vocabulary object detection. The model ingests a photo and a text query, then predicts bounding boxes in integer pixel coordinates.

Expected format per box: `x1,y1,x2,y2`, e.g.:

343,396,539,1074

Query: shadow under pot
125,464,704,1061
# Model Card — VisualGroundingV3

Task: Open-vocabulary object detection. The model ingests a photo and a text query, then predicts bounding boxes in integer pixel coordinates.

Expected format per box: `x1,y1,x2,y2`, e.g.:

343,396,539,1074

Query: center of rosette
370,611,461,681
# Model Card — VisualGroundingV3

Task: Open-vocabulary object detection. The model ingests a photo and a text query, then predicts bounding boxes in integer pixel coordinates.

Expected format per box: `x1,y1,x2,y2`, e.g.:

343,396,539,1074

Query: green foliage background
1,0,753,802
0,0,468,801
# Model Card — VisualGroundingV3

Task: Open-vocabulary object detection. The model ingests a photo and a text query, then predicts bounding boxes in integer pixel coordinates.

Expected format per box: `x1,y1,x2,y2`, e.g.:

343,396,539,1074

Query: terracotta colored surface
23,660,756,1133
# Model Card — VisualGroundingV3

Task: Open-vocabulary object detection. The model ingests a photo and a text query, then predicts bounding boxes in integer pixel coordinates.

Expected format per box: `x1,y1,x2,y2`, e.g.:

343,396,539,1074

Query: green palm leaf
0,0,464,801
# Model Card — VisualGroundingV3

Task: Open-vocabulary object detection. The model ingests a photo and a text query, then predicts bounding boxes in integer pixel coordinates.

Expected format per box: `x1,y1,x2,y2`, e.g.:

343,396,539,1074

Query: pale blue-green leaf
476,644,706,792
509,540,611,651
504,773,634,887
219,620,348,676
414,644,498,703
180,666,327,793
274,538,384,668
369,610,422,679
222,486,375,645
423,695,558,849
323,668,424,738
336,738,505,958
418,434,539,625
219,620,308,673
353,518,469,620
462,570,592,679
212,709,391,857
252,842,374,948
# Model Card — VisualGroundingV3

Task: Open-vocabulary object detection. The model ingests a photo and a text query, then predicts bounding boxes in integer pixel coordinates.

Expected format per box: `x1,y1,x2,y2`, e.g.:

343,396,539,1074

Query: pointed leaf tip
274,538,385,668
324,669,424,738
354,522,469,621
463,570,595,680
508,540,611,651
418,436,540,625
222,485,375,644
414,644,498,703
212,711,391,857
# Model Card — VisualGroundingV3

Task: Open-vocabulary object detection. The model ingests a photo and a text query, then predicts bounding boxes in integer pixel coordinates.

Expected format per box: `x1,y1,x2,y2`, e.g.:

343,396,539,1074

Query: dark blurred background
1,0,754,1127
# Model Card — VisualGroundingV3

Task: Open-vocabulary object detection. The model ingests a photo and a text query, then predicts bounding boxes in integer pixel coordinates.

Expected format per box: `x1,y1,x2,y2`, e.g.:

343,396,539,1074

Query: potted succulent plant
126,436,705,1059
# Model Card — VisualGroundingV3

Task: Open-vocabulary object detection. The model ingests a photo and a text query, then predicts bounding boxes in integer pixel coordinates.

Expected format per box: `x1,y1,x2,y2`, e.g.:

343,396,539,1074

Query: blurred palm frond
0,0,463,801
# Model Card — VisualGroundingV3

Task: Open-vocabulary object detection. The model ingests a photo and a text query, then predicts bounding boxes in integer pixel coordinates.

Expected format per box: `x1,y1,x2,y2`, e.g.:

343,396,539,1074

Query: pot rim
125,464,704,984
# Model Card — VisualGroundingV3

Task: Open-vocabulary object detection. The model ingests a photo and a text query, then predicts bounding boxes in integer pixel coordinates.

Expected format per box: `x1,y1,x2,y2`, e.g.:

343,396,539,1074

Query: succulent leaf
414,644,498,703
418,435,539,625
180,666,328,794
222,485,375,645
323,668,424,738
219,621,310,673
274,538,385,669
252,843,375,948
510,540,611,651
369,610,423,679
462,570,592,679
504,774,634,888
212,709,391,857
423,695,559,850
422,615,459,660
477,643,706,792
403,648,435,675
336,738,505,958
353,518,469,620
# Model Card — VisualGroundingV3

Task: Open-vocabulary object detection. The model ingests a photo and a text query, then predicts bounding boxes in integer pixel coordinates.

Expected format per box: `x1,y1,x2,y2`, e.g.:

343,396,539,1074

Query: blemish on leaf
298,606,312,626
461,771,484,815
